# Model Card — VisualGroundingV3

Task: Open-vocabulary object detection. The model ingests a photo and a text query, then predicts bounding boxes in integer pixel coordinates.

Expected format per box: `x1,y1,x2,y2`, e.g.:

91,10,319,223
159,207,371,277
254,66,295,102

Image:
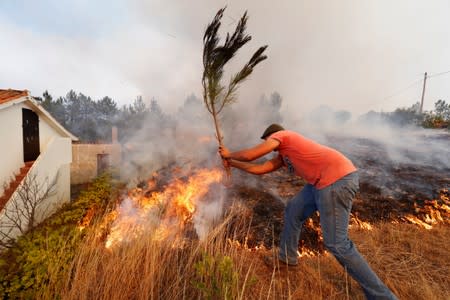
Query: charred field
67,131,447,299
77,132,450,253
13,131,449,300
208,132,450,252
98,132,450,260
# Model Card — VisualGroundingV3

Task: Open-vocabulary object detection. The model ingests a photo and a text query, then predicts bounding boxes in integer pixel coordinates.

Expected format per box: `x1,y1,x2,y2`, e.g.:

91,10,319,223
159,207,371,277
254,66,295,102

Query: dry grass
350,223,450,300
39,205,450,300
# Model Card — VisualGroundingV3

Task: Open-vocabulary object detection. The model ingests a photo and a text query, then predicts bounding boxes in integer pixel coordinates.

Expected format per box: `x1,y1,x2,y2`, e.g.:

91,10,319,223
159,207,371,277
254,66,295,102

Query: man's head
261,123,284,140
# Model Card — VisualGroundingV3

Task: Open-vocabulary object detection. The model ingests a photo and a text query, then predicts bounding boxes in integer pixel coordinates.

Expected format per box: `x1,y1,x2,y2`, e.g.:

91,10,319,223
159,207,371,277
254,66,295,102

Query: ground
220,132,450,252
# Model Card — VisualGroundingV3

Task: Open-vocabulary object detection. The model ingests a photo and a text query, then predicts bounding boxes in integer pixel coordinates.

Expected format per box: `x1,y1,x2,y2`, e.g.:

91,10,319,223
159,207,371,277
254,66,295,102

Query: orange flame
403,190,450,229
77,207,96,232
350,213,373,231
105,168,223,249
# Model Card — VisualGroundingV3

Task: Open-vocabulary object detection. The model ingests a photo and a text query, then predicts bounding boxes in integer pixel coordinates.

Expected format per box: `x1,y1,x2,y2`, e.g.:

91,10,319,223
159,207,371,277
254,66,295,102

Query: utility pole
419,72,427,114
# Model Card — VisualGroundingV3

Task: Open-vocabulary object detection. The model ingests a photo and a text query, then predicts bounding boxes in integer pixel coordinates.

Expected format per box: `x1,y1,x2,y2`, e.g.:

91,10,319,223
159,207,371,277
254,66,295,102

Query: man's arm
228,155,283,175
220,138,280,162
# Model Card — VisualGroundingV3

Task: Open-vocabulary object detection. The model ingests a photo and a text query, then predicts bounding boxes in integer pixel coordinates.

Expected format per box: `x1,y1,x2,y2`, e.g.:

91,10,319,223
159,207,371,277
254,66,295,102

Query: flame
403,190,450,229
105,168,223,249
403,215,433,230
350,213,373,231
227,239,269,252
297,247,320,258
77,207,96,231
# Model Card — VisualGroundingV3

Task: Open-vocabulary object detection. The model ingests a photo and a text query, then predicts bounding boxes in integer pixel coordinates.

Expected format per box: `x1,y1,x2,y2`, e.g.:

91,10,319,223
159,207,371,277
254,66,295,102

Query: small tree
0,173,57,249
202,7,268,177
422,100,450,129
434,99,450,121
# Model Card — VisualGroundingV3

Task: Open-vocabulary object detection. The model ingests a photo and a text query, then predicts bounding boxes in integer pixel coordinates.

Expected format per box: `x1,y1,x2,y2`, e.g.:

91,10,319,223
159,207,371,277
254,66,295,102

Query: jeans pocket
333,184,354,212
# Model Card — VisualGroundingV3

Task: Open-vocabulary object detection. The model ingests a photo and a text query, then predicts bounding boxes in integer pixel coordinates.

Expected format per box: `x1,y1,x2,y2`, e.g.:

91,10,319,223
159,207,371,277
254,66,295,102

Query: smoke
112,90,448,242
120,79,449,198
193,183,227,240
106,196,160,247
119,95,217,185
117,88,286,239
3,1,450,114
113,1,450,200
101,1,450,114
295,108,450,170
2,1,448,243
283,107,450,198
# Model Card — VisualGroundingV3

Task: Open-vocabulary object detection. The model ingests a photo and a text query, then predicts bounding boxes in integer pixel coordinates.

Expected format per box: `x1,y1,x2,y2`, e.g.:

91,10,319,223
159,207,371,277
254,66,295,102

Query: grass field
40,203,449,300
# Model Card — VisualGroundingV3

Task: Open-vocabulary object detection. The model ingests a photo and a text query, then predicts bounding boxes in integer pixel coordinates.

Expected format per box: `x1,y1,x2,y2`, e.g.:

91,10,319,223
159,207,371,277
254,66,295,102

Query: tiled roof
0,89,29,105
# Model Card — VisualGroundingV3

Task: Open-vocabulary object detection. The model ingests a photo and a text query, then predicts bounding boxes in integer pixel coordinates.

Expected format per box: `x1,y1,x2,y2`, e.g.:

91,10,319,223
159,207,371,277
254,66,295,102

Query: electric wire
365,69,449,110
428,69,450,78
363,78,422,110
378,78,423,103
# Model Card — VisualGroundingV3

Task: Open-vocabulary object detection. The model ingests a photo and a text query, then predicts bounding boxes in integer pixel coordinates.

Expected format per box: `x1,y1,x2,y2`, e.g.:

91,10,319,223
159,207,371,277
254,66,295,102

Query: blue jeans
279,172,397,300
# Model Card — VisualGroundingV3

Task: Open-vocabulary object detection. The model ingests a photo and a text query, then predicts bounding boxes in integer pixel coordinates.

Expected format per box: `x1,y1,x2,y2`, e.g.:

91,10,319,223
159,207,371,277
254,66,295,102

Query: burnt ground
128,133,449,254
221,134,450,253
225,171,325,252
225,170,449,253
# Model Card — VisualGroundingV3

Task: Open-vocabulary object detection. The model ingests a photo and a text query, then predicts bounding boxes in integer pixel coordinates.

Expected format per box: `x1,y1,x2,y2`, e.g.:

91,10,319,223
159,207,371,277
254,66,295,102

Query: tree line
36,90,285,143
359,100,450,129
36,90,448,143
36,90,171,143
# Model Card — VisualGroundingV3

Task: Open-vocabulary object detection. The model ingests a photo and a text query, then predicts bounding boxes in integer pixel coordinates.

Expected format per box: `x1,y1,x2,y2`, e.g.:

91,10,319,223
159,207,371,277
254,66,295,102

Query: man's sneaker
263,255,298,268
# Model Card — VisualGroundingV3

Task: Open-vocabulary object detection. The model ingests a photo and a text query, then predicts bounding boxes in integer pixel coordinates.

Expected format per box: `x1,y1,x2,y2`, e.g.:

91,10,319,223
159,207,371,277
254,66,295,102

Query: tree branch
202,7,268,181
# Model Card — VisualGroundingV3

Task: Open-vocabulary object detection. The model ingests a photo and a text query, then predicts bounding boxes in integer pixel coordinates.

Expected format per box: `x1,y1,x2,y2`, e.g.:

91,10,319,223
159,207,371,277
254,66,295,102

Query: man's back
269,130,356,189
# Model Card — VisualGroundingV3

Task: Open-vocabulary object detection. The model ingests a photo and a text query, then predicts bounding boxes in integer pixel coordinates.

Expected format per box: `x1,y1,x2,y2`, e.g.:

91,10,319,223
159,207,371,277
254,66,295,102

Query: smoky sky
1,0,450,118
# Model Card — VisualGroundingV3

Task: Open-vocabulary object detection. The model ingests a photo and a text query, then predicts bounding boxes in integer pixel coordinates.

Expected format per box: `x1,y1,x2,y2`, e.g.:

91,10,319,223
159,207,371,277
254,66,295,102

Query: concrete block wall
71,144,121,184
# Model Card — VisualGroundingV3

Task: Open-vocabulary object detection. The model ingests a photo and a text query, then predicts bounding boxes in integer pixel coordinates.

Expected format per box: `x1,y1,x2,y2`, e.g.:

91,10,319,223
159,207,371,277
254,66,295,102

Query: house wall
71,144,121,184
0,96,75,243
0,104,25,195
31,137,72,223
0,137,72,240
37,109,63,153
0,102,67,195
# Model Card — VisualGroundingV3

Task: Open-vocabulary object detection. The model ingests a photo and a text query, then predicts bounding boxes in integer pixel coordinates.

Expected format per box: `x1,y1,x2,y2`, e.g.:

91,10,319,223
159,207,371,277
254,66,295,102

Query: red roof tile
0,89,29,105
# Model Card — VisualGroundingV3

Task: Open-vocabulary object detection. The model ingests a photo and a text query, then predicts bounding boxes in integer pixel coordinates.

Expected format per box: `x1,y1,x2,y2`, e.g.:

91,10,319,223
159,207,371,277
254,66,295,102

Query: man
219,124,397,300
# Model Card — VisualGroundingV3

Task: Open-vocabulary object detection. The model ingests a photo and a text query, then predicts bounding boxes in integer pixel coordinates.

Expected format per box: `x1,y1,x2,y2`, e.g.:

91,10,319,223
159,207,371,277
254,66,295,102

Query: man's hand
219,145,231,159
222,157,231,168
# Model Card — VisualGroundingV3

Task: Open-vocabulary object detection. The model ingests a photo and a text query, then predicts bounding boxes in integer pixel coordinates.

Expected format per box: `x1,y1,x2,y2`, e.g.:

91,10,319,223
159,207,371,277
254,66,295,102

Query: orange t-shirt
270,130,357,189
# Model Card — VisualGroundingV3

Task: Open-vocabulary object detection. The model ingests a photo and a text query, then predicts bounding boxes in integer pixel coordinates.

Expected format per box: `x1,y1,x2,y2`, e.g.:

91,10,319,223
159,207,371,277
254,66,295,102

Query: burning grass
65,163,449,298
44,207,450,300
41,166,450,299
3,157,449,299
104,168,224,249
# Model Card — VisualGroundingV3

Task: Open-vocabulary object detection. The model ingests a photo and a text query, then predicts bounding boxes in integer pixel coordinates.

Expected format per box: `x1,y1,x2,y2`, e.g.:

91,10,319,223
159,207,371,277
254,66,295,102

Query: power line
362,78,422,111
428,69,450,78
378,78,423,103
362,69,449,112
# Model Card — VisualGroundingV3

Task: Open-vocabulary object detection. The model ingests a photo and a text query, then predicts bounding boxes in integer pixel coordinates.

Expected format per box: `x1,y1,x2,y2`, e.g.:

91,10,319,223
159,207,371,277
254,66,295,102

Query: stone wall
71,144,121,184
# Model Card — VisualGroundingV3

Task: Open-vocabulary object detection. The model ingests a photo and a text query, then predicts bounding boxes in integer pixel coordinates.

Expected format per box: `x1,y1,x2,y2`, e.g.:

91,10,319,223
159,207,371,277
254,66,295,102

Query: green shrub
0,174,117,299
192,253,239,300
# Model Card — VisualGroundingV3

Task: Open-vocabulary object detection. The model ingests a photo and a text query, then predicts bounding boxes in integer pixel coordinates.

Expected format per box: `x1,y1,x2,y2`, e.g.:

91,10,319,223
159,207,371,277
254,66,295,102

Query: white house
0,89,78,242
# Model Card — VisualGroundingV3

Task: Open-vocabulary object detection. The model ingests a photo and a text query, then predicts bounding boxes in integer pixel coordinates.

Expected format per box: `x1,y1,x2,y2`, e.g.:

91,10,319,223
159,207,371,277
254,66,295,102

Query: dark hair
261,123,284,139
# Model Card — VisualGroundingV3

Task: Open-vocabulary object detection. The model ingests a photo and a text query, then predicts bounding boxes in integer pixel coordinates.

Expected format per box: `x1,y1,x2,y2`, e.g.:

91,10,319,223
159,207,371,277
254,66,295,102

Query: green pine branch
202,7,268,145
